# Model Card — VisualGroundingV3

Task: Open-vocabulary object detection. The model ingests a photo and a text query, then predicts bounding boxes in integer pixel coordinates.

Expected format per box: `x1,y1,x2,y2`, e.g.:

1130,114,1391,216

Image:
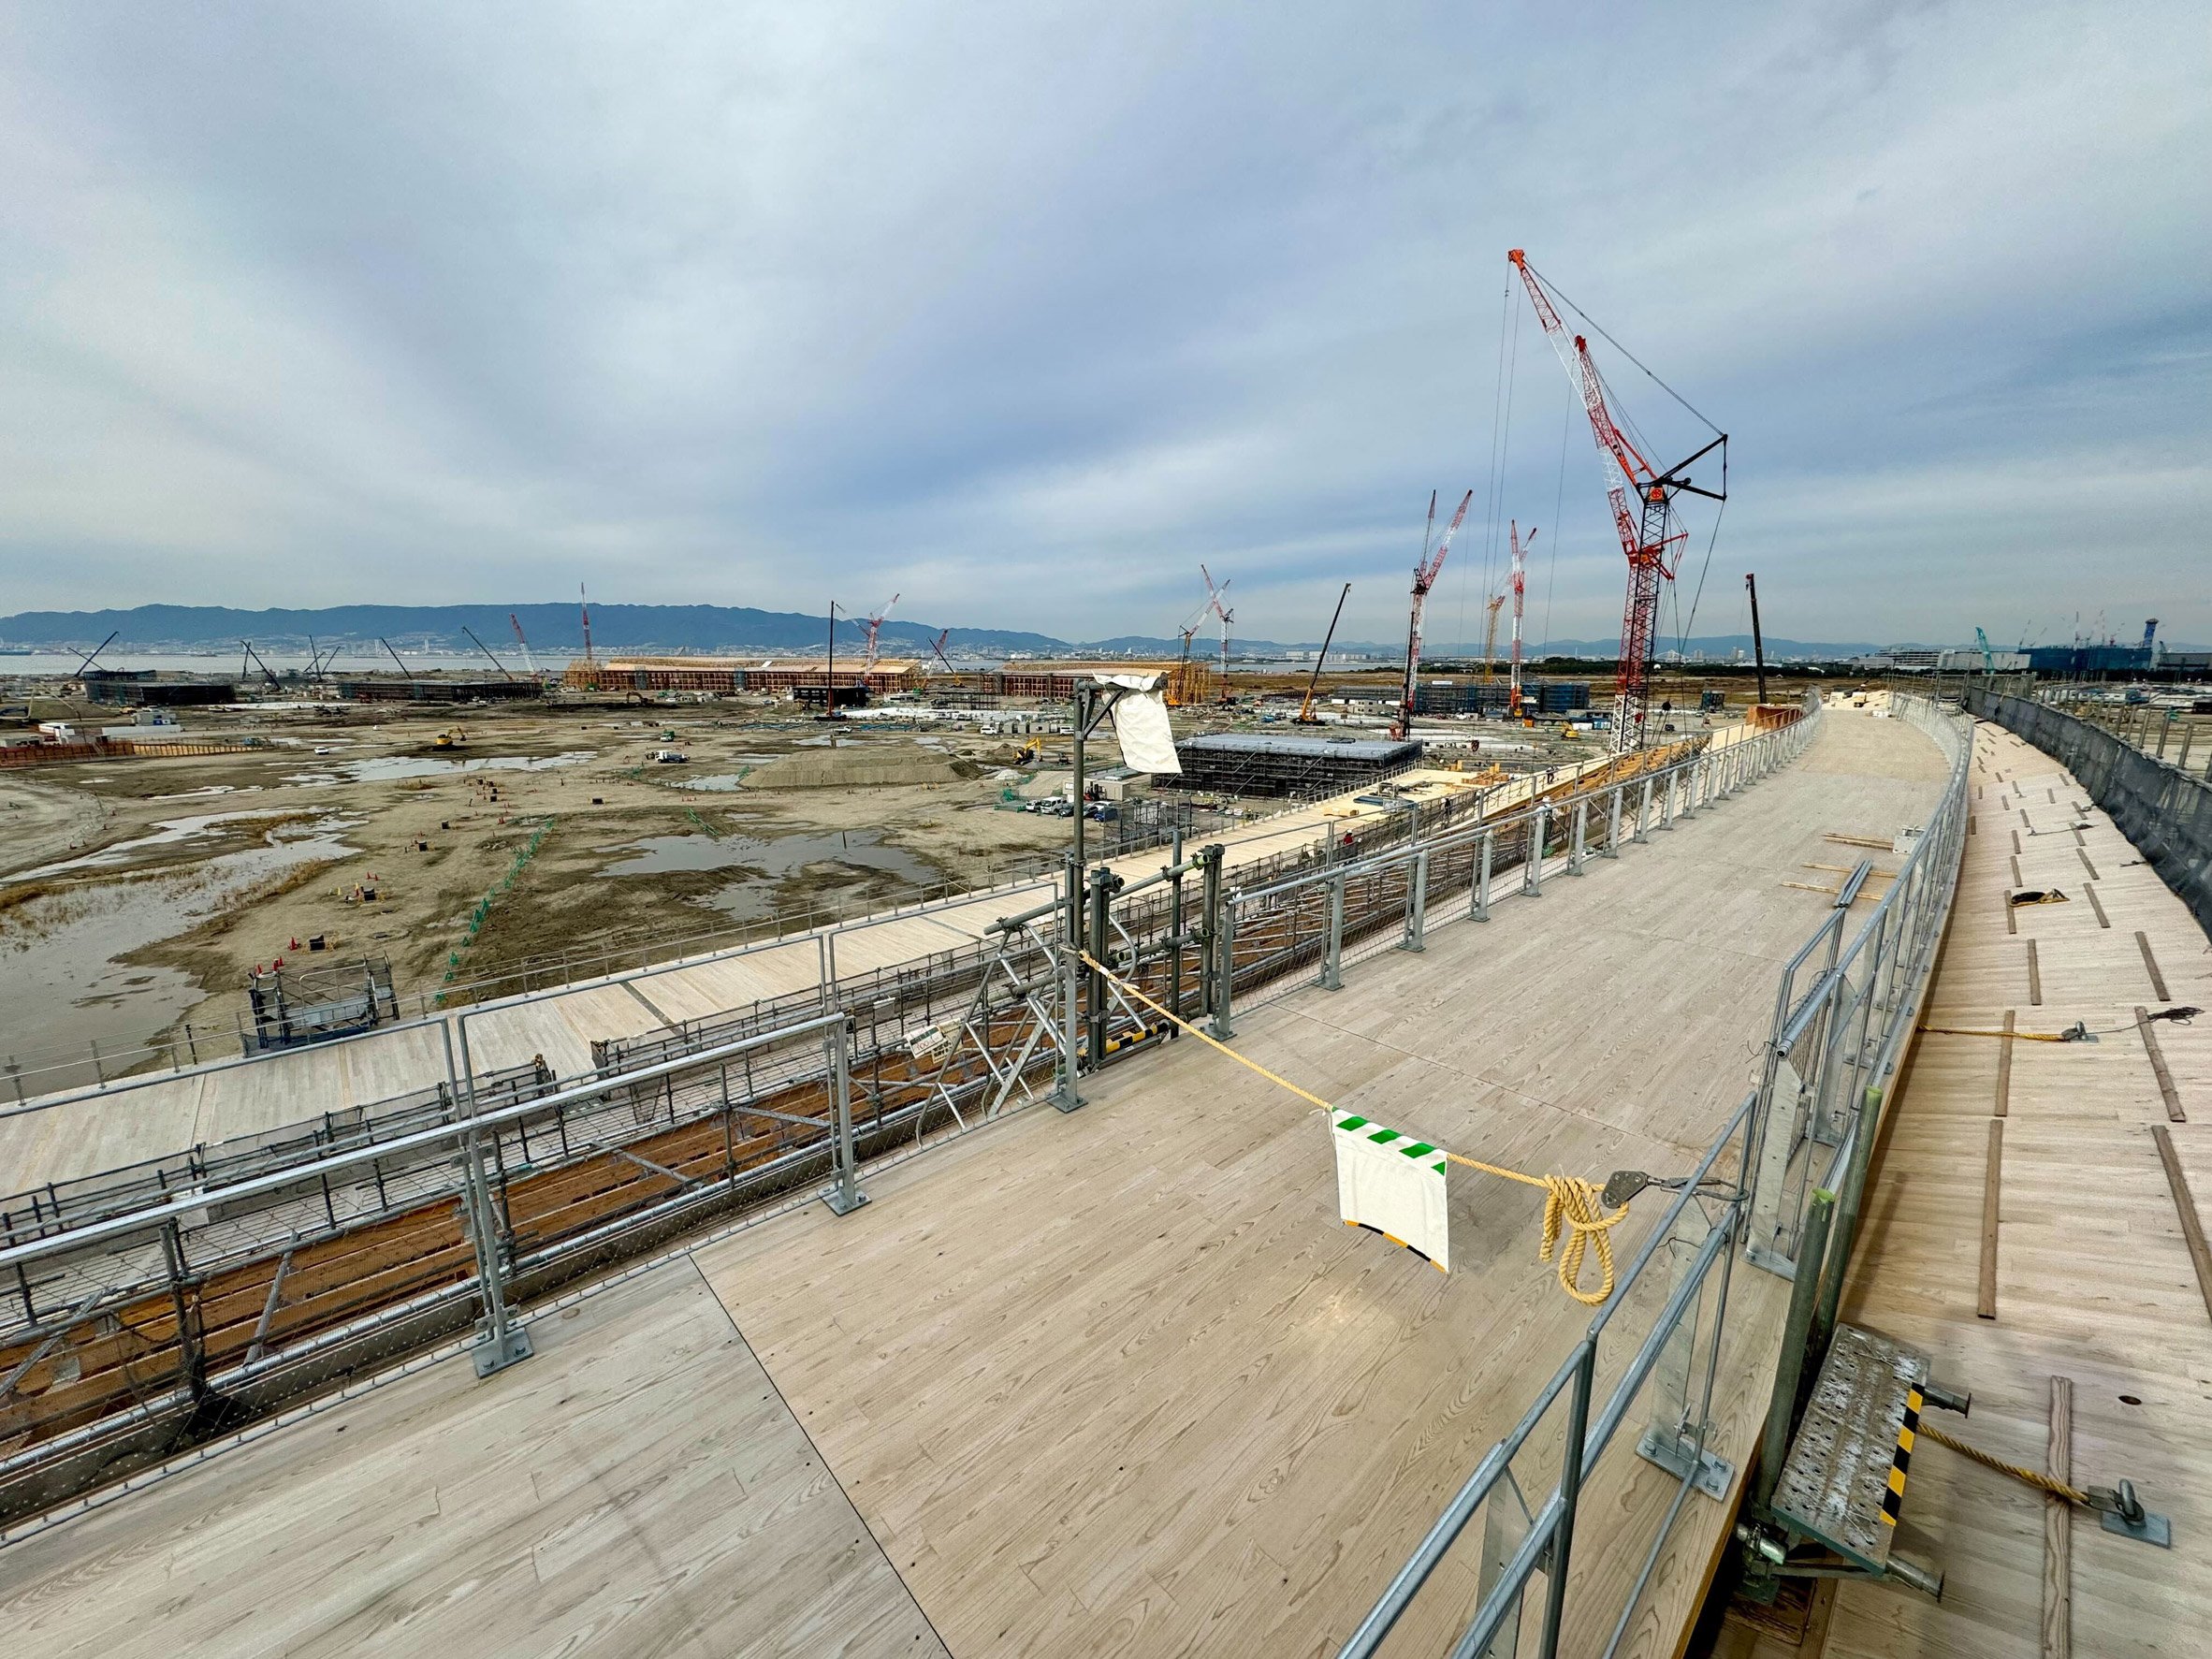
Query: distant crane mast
858,592,900,672
1508,521,1535,717
1509,250,1726,752
578,585,595,666
1296,583,1351,724
1481,592,1507,682
509,613,540,680
1395,488,1474,741
927,629,955,674
1200,563,1235,704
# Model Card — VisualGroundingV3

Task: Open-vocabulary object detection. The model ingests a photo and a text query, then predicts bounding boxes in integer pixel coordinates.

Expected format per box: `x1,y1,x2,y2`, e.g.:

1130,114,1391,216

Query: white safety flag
1330,1108,1449,1273
1100,674,1181,776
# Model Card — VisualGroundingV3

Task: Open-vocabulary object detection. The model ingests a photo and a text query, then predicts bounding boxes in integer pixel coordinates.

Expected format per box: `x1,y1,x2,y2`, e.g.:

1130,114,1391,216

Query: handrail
1335,691,1972,1659
0,1012,850,1274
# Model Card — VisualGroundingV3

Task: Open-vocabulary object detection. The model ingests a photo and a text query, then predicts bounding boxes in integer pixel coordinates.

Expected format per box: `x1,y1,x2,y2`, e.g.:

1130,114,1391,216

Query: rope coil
1074,952,1632,1305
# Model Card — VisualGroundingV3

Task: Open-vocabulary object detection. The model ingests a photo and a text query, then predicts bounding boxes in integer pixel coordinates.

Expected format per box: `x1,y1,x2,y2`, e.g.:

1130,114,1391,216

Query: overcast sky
1,2,2205,648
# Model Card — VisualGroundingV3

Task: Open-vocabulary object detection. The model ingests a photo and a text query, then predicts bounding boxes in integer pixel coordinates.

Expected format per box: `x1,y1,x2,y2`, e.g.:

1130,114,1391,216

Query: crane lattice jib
1399,489,1473,737
1509,249,1706,750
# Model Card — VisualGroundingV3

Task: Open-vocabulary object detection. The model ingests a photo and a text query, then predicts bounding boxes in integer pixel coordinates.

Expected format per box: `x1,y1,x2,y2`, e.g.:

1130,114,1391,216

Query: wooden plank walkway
1740,718,2212,1659
0,718,1890,1659
0,1259,945,1657
678,709,1943,1658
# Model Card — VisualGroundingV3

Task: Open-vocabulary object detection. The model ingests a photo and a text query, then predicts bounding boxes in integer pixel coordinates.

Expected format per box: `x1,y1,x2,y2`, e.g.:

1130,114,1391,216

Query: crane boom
1508,249,1725,751
1297,583,1351,723
1508,521,1535,717
1200,563,1235,704
509,613,540,680
859,593,900,672
1395,488,1473,740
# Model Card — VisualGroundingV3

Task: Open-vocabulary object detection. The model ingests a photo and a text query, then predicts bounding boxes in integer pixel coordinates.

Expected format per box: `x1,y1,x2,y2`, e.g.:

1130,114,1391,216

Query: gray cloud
0,1,2205,648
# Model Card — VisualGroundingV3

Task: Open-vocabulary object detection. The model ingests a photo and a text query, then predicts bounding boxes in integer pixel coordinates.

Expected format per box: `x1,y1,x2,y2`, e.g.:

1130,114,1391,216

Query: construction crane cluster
1507,248,1727,753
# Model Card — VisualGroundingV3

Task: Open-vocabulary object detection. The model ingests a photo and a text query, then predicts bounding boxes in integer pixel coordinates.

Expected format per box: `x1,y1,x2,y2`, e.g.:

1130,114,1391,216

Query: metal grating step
1771,1323,1930,1573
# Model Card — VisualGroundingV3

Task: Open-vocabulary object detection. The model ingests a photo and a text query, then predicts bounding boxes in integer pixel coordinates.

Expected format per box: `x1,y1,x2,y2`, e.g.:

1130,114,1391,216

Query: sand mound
745,749,981,790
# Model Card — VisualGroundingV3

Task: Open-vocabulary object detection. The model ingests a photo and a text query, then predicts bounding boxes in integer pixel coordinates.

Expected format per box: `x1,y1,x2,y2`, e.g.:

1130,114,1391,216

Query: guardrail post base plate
1636,1426,1735,1498
473,1324,533,1377
822,1186,871,1216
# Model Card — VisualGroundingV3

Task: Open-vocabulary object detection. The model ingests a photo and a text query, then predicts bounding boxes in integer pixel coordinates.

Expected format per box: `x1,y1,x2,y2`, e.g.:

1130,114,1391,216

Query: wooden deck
0,710,1947,1656
1762,718,2212,1658
0,1259,945,1657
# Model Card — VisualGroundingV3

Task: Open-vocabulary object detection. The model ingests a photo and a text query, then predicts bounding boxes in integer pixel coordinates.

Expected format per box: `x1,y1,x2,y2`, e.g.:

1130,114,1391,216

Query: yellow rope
1075,952,1631,1305
1918,1025,2079,1043
1917,1420,2090,1506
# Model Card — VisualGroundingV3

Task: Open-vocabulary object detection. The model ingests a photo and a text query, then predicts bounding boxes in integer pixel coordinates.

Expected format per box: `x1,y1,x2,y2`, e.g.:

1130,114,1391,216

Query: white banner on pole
1330,1108,1449,1272
1101,674,1181,776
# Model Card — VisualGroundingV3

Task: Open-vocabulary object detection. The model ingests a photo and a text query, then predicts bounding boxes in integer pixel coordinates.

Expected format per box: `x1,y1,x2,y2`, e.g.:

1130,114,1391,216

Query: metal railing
1966,683,2212,938
1213,711,1819,1031
1335,691,1971,1659
0,1010,894,1531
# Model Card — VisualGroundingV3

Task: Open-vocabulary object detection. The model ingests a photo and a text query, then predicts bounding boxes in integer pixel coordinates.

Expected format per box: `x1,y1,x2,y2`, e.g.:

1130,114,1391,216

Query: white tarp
1100,674,1181,776
1330,1108,1449,1272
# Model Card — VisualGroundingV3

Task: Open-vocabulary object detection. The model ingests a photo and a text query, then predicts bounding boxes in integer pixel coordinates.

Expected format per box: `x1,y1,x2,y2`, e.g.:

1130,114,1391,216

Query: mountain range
0,603,1914,662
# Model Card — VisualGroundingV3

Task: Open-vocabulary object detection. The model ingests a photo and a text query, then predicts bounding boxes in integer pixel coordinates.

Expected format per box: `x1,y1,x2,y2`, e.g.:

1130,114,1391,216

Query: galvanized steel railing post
1754,1189,1835,1515
1085,865,1114,1067
1402,848,1431,952
1198,843,1224,1019
1054,856,1084,1113
1658,768,1677,830
1473,829,1493,921
1523,806,1548,896
1568,800,1587,875
1321,872,1346,989
1535,1340,1596,1658
1681,758,1698,818
460,1124,531,1376
1168,830,1187,1027
1603,787,1623,859
1211,899,1238,1040
822,1015,867,1215
1634,778,1653,843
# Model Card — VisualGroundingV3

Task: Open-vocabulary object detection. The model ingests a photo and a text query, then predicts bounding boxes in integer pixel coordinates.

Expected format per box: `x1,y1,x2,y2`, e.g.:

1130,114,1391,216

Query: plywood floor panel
0,1260,946,1658
691,710,1945,1658
1818,719,2212,1659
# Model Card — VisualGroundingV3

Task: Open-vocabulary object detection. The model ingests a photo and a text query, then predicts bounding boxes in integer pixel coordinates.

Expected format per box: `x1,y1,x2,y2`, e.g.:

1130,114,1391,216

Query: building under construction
336,676,538,704
1162,731,1423,797
561,656,926,696
991,660,1187,701
81,671,236,707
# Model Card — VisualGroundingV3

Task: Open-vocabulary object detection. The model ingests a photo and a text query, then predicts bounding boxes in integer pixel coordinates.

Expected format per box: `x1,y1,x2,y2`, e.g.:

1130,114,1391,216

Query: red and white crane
1200,563,1235,703
857,592,900,672
508,612,540,681
1395,488,1473,740
1508,250,1726,751
1508,519,1535,718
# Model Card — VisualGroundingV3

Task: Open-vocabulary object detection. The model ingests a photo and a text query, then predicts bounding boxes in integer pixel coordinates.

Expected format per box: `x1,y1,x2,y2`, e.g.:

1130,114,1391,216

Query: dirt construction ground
0,696,1099,1090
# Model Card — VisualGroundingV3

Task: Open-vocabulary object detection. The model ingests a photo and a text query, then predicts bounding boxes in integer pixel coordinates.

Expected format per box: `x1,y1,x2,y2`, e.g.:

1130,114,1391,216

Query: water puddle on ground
150,784,259,802
8,809,303,884
674,756,780,792
283,750,594,786
596,828,938,920
0,816,358,1095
